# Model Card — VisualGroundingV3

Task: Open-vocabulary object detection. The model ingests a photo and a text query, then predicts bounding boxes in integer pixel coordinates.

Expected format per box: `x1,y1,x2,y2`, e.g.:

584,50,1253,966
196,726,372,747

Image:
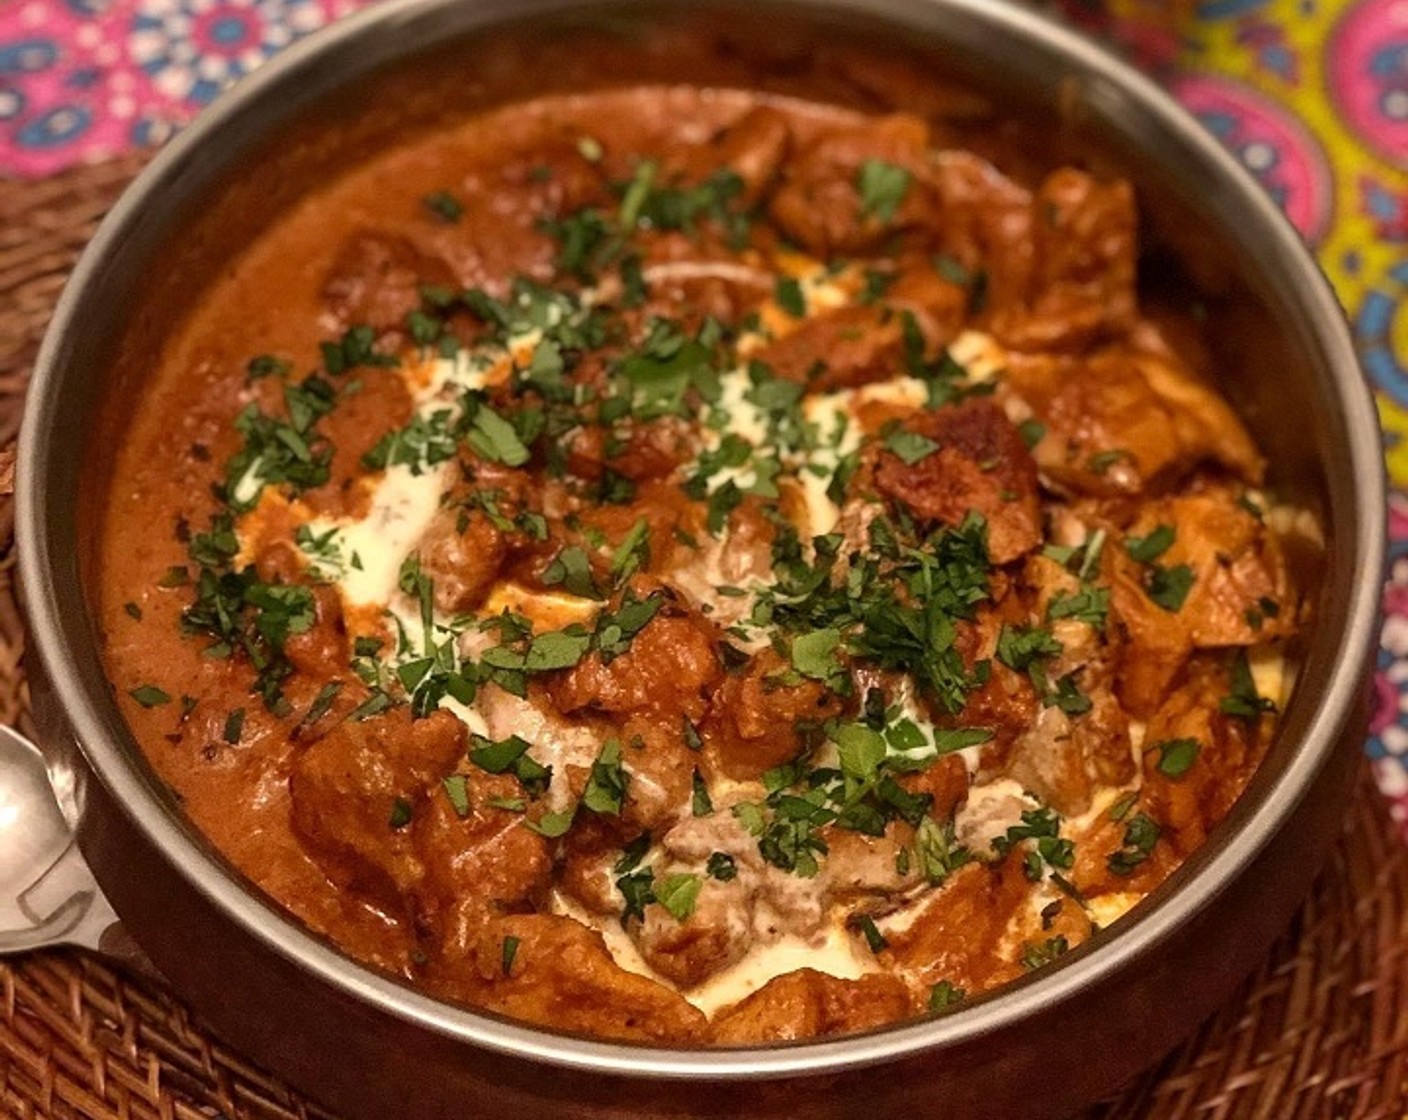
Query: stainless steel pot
14,1,1385,1117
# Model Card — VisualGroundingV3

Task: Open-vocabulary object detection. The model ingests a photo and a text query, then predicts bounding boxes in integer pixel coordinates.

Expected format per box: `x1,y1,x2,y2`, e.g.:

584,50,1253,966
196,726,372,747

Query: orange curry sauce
99,86,1304,1043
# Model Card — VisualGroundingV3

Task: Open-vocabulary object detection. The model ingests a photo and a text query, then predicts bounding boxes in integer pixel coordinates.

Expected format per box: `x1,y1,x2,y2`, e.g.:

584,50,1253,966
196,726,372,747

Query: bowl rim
16,0,1385,1081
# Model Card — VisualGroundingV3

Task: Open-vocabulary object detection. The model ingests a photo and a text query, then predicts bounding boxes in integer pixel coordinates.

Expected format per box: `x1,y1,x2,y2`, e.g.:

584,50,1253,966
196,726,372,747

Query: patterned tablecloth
3,0,1407,824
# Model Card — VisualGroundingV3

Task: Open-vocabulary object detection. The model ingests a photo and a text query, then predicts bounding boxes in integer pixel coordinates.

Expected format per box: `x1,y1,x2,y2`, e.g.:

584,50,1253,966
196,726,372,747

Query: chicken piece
896,754,970,824
282,584,350,681
953,605,1041,744
322,232,456,334
476,681,602,815
926,150,1035,309
701,647,843,782
665,498,775,628
1137,653,1272,857
547,603,721,722
1005,345,1263,499
990,169,1137,352
709,969,915,1043
752,304,907,391
494,133,610,220
1110,490,1293,715
575,478,711,583
1000,889,1095,970
623,229,777,330
819,826,918,900
886,259,972,344
614,713,701,834
1070,801,1180,902
769,114,935,255
873,397,1042,564
630,872,755,989
877,860,1028,991
289,708,466,903
438,913,706,1043
995,685,1134,818
563,417,692,484
413,768,553,958
558,822,628,916
415,507,508,614
673,104,792,208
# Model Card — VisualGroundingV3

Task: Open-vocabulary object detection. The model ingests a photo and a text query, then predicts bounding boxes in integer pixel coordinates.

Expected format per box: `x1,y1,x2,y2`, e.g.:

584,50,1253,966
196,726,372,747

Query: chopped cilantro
422,190,464,222
469,734,532,773
246,354,291,380
1017,419,1046,449
501,934,520,975
791,627,844,685
856,159,912,224
442,774,471,818
129,685,170,708
929,980,966,1010
388,798,413,829
914,816,973,885
1220,650,1276,721
691,770,714,817
1108,812,1160,876
775,276,806,318
615,867,656,923
321,325,396,375
1125,524,1175,564
655,873,702,921
542,546,602,600
706,852,737,881
1153,738,1200,778
1088,449,1129,475
526,807,575,838
995,625,1063,673
524,628,592,671
609,518,652,585
466,402,532,467
853,914,889,954
1047,585,1109,628
582,739,627,816
931,727,994,755
1021,935,1069,970
1146,564,1195,612
883,428,941,465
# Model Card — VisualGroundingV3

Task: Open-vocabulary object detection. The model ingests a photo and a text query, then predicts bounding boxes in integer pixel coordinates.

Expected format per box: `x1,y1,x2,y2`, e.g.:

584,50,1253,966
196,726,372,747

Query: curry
98,82,1308,1044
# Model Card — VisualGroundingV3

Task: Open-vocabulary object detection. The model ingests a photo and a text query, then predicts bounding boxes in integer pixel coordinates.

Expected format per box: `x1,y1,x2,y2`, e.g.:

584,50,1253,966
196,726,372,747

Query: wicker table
1,155,1406,1120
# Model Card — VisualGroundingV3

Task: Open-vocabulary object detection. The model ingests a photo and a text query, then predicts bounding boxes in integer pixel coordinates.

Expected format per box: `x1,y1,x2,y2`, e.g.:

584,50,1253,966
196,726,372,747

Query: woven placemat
1,156,1406,1120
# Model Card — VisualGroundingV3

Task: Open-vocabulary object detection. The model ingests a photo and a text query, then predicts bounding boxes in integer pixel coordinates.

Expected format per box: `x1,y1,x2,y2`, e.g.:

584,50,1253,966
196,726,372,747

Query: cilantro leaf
129,685,171,708
791,627,844,683
1153,737,1200,778
1108,812,1160,876
883,428,941,466
655,873,702,921
582,739,627,816
1220,650,1276,721
775,276,806,318
466,403,532,467
1146,564,1194,612
1125,524,1175,564
856,159,912,224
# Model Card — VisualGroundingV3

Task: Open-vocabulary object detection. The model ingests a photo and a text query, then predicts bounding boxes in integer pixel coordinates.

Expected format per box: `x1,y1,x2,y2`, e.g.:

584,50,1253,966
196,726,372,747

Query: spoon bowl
0,724,116,953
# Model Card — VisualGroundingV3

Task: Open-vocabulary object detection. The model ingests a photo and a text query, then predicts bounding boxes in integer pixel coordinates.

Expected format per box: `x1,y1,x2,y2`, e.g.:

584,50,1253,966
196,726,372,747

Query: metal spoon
0,724,119,955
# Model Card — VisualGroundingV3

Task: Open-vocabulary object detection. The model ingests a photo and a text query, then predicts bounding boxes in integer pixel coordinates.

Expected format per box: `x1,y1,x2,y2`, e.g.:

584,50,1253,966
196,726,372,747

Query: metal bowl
15,1,1384,1116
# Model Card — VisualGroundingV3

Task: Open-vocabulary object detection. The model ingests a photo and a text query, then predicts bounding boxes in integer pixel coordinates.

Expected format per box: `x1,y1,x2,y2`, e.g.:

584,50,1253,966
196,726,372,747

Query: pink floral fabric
0,0,360,177
6,0,1408,832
